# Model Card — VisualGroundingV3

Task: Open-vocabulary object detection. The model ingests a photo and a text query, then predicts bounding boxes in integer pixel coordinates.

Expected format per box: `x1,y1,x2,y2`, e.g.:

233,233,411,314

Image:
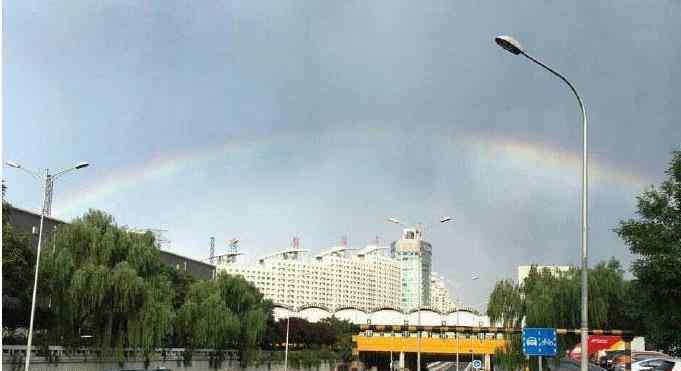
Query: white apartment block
430,272,456,313
217,245,401,311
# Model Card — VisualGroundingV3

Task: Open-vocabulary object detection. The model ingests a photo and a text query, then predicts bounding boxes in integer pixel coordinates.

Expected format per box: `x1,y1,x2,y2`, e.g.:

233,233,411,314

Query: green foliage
2,202,35,329
494,334,526,371
487,261,634,368
487,279,524,328
175,273,272,367
40,209,175,358
616,150,681,355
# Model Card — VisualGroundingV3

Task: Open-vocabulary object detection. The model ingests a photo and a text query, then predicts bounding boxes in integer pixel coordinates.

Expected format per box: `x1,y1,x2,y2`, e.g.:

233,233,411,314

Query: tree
487,262,634,369
616,150,681,355
40,209,175,365
2,202,35,332
487,279,524,329
175,273,272,367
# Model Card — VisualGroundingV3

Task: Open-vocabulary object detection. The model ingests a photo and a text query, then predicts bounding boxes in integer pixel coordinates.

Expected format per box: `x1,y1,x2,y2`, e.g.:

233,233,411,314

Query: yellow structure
355,335,506,355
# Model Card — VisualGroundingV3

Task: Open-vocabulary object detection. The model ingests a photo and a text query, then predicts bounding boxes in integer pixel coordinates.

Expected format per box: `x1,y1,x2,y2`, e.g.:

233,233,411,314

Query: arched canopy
334,307,368,325
370,309,405,325
298,306,332,322
407,309,443,326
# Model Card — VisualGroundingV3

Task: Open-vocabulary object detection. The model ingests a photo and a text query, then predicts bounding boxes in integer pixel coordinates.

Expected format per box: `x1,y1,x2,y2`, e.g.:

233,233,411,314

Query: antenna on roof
228,238,240,253
209,237,215,264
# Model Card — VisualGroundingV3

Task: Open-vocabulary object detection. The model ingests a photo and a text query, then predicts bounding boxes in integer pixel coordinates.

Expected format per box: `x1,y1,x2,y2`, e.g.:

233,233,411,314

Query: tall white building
430,272,456,312
390,228,432,310
217,244,401,311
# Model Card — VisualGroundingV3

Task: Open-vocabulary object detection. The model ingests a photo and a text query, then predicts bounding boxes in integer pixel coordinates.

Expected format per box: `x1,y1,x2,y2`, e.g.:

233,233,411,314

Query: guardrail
2,346,242,364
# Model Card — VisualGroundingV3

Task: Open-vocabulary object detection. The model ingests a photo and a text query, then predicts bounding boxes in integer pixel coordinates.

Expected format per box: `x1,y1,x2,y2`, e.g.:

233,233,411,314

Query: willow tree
176,273,272,367
487,262,632,370
40,210,175,365
487,279,526,371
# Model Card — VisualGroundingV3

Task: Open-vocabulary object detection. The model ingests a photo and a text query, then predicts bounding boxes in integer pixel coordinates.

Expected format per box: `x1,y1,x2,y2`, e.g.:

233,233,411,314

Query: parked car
615,358,681,371
612,352,670,371
547,358,609,371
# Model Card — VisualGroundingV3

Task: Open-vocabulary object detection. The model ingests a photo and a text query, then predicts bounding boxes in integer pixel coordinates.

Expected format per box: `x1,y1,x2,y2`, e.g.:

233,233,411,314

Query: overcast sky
4,1,680,308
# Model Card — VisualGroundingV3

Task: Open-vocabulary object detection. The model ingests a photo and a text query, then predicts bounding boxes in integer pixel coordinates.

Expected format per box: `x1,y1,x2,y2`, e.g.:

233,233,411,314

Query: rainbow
467,134,654,190
54,133,275,217
54,131,656,218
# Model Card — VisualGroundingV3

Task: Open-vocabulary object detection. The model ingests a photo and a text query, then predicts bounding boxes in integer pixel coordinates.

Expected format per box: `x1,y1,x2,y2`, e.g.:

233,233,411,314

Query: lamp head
6,161,21,169
387,217,401,224
440,216,452,223
75,161,89,169
495,35,524,55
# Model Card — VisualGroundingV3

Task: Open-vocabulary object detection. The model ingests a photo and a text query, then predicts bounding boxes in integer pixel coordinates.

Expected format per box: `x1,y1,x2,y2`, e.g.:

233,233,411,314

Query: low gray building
5,205,215,280
5,206,65,250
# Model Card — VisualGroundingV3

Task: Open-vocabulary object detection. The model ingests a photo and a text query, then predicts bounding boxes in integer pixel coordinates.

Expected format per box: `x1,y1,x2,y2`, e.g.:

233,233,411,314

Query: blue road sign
522,328,557,356
472,360,482,369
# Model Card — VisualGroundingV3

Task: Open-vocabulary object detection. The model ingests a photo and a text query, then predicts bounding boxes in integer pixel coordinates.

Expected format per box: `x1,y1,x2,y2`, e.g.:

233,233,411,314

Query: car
527,337,538,346
617,358,681,371
612,353,671,371
546,358,609,371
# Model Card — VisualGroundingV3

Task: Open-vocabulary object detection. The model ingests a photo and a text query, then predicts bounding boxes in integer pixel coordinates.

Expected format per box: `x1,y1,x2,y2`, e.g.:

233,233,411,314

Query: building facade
217,245,402,311
430,272,456,312
390,228,432,310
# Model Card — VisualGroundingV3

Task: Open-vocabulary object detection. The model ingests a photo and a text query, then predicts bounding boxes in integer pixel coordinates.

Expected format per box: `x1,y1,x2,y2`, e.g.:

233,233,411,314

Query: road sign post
522,328,558,357
523,327,556,371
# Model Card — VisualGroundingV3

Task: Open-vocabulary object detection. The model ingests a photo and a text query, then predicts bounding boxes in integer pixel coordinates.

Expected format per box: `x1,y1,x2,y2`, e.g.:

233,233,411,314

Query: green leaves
173,273,272,366
616,150,681,355
38,209,177,354
487,262,635,368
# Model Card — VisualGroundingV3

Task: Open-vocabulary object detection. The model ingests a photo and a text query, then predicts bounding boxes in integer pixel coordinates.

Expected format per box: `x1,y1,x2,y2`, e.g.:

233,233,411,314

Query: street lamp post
284,310,291,371
5,160,89,371
450,275,479,371
387,216,453,371
494,34,589,371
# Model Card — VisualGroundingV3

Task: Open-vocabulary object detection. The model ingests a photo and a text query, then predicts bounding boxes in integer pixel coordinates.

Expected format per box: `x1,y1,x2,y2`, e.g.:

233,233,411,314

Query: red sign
570,336,623,360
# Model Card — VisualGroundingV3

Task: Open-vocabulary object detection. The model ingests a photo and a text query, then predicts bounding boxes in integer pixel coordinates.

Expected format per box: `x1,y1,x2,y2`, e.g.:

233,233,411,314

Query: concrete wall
159,250,215,281
5,206,65,250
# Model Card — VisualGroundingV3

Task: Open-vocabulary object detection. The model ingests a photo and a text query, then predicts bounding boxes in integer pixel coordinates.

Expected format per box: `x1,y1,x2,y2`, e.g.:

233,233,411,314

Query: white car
629,358,681,371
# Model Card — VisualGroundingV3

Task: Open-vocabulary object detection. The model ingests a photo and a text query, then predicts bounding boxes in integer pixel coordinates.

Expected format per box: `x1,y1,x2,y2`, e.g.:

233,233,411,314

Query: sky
3,1,680,308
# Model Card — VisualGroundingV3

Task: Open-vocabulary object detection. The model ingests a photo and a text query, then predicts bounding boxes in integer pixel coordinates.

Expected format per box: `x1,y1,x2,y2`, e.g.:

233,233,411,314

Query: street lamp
283,305,300,371
387,216,452,371
449,275,479,371
494,34,589,371
5,160,90,371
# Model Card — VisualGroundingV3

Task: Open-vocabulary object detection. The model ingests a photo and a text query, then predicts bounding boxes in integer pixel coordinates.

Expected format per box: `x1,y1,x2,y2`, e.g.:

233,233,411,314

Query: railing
2,346,241,364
